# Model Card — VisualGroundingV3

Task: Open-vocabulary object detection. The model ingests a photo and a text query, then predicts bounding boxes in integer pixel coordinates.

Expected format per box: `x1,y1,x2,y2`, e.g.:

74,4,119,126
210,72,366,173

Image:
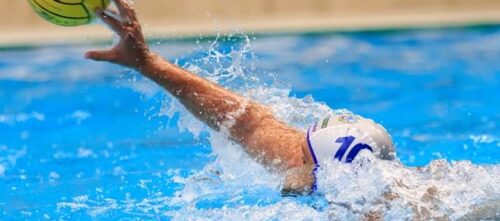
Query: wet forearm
138,53,252,131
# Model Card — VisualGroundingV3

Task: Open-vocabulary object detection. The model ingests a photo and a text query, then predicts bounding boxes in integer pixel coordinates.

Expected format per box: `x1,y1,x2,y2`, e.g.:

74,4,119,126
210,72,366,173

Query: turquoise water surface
0,27,499,220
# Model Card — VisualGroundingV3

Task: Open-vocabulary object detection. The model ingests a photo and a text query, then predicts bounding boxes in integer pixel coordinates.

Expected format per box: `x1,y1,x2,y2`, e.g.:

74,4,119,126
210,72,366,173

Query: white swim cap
307,113,395,164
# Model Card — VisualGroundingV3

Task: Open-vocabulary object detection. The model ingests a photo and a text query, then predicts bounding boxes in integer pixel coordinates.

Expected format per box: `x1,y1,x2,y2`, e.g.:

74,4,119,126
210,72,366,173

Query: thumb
85,50,117,62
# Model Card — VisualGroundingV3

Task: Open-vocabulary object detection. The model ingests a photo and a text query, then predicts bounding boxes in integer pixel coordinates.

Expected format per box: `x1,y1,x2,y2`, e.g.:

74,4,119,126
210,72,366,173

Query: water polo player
86,0,397,194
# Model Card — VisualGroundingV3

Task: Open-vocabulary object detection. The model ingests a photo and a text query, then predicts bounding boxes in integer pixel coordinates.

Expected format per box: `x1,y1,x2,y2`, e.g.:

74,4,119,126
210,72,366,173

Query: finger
113,0,138,22
85,50,118,62
96,9,122,33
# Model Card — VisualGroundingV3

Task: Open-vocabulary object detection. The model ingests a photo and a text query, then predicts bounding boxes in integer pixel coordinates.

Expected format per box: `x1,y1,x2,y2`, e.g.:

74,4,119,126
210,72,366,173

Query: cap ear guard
363,118,396,161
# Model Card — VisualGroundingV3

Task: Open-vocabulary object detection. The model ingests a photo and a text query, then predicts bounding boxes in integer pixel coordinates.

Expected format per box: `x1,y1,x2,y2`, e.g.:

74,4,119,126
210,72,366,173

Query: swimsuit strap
306,128,319,192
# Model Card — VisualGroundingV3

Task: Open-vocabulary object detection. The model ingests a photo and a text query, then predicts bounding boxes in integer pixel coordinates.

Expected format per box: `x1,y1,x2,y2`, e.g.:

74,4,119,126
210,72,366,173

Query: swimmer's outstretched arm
86,0,314,194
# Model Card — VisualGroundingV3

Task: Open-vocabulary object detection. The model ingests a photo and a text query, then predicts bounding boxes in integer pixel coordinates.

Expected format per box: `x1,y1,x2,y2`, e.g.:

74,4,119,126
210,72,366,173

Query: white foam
0,164,5,177
0,112,45,125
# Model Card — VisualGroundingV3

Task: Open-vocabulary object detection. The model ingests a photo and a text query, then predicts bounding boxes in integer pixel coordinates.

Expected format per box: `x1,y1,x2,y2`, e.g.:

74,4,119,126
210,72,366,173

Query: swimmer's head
307,113,396,164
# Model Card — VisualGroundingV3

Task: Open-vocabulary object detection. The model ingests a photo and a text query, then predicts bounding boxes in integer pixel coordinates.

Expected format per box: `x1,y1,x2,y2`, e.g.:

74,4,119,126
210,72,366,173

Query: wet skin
86,0,315,194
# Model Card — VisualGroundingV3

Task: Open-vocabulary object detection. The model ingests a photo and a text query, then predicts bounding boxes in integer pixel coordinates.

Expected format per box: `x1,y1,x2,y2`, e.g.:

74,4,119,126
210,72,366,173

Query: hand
85,0,152,70
282,165,315,195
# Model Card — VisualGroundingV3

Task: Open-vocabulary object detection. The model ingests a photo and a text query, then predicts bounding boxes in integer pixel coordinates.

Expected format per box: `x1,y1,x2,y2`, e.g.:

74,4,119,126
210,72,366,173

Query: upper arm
233,110,316,194
229,101,312,171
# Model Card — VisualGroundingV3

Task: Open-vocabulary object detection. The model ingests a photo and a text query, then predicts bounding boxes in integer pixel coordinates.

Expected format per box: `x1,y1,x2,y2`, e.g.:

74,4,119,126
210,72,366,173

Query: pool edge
2,10,500,48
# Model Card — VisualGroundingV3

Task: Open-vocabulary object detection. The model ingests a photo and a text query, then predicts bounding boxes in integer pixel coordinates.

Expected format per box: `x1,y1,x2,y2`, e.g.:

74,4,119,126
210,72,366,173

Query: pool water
0,26,499,220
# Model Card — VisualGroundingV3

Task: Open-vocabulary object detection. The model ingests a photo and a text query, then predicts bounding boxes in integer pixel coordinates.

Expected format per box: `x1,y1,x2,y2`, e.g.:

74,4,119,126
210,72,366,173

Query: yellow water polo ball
28,0,111,26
